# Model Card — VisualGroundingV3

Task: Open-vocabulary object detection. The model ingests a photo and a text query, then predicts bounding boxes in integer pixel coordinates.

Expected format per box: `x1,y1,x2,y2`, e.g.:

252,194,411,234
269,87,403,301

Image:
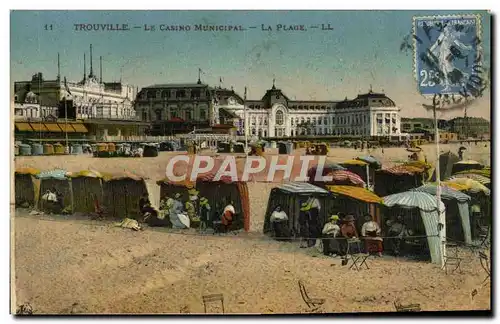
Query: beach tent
449,173,490,186
71,144,83,155
326,185,383,230
14,167,40,208
53,143,65,155
31,143,43,156
36,169,72,213
103,172,150,219
306,163,345,181
43,144,54,155
383,191,446,265
278,141,293,154
67,170,104,214
196,171,250,232
374,164,427,197
143,144,159,157
452,160,483,175
263,182,332,236
18,144,32,156
412,183,472,244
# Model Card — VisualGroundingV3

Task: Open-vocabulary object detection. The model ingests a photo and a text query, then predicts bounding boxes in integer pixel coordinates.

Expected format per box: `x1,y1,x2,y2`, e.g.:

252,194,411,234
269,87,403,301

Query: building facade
222,83,403,138
134,80,246,135
448,117,490,139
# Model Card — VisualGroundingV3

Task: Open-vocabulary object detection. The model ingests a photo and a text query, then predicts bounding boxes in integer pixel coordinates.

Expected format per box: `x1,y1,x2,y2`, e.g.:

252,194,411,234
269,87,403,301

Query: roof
276,182,328,194
411,184,471,202
219,107,240,119
326,185,383,204
66,170,103,179
143,83,208,89
156,178,195,188
340,159,368,166
15,167,40,175
383,191,445,212
36,169,68,180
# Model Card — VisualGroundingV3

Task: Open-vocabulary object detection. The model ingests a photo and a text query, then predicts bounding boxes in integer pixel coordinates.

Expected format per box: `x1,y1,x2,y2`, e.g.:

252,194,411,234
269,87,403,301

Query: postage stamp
413,15,482,96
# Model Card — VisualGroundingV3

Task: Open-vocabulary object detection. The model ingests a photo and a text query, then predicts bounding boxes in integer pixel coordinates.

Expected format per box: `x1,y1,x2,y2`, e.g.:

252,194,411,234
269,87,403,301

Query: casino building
226,81,403,138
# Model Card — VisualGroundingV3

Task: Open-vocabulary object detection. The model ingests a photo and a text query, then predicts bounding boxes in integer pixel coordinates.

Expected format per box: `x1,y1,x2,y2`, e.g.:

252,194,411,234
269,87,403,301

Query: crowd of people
269,196,426,258
138,190,237,233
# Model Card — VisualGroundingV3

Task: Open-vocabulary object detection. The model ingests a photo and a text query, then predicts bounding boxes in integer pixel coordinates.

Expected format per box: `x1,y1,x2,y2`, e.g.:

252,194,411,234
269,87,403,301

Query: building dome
24,91,38,103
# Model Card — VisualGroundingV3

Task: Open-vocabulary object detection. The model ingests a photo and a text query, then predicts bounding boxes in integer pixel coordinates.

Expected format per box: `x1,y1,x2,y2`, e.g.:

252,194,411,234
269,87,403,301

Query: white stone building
222,83,402,138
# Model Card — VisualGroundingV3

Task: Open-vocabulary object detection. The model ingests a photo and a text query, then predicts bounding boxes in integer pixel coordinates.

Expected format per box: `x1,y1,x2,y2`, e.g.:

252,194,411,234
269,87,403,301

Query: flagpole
433,96,444,267
244,87,248,157
65,99,69,153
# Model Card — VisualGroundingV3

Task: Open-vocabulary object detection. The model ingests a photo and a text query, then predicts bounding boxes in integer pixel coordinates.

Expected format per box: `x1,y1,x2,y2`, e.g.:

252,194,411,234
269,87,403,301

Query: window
162,90,170,99
312,117,317,125
291,118,294,126
171,111,177,118
176,90,186,98
185,110,192,120
291,129,294,136
275,110,284,126
318,118,322,125
147,91,155,99
142,111,147,120
324,117,328,125
251,117,256,126
191,89,201,99
200,110,206,120
155,110,162,120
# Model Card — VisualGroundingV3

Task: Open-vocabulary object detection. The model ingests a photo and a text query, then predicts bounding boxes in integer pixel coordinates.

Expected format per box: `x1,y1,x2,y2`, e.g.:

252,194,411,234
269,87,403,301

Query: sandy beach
12,142,491,314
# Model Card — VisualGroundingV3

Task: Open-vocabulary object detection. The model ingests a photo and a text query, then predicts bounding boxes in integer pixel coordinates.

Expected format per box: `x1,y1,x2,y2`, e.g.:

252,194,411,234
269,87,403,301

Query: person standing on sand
199,197,211,232
299,202,310,248
270,205,290,241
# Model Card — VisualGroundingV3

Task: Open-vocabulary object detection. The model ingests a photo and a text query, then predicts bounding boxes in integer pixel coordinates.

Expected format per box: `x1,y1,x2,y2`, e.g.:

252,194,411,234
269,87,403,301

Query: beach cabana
31,143,43,156
263,182,332,237
412,183,472,244
374,164,426,197
36,169,72,213
53,143,65,155
196,171,250,232
18,144,32,156
452,160,483,175
356,155,382,170
43,144,54,155
382,191,445,264
326,185,383,230
67,170,104,213
103,172,150,219
14,167,40,208
278,141,293,154
143,144,159,157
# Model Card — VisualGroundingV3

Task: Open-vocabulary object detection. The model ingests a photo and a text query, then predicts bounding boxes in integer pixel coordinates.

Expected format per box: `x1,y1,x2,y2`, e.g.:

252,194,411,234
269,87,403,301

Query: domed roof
24,91,38,103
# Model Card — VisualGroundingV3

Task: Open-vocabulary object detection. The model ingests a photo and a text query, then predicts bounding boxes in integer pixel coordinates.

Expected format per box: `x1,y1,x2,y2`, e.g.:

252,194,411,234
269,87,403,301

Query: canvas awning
29,123,49,132
15,122,34,132
326,185,382,204
58,123,76,133
341,159,368,166
71,123,88,133
44,123,62,132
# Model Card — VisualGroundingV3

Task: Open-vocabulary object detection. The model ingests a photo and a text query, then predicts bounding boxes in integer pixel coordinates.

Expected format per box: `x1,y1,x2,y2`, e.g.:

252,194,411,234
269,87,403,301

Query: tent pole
433,101,445,267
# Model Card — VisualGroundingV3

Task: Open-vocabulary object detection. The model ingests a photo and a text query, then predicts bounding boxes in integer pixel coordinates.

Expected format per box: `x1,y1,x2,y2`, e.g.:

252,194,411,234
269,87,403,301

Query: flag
64,77,72,95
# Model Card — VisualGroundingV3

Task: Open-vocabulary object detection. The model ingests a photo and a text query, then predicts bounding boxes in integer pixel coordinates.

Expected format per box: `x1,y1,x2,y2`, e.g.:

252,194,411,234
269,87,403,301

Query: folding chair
478,225,490,248
346,238,370,271
478,251,490,286
442,242,462,274
202,293,225,314
394,300,421,312
298,280,325,311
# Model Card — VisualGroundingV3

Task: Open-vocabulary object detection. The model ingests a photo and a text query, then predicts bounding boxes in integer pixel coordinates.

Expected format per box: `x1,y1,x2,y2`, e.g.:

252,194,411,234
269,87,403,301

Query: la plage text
73,23,334,32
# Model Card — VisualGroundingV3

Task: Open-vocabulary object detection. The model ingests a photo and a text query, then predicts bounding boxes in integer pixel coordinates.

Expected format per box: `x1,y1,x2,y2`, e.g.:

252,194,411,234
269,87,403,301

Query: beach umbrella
450,173,491,185
411,183,471,202
443,178,490,196
455,168,491,178
67,170,104,178
325,170,366,187
383,191,444,212
356,155,382,169
326,185,383,204
340,159,368,166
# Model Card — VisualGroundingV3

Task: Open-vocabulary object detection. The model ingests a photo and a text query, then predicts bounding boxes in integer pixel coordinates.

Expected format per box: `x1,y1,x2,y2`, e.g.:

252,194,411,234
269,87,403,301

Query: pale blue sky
11,10,491,119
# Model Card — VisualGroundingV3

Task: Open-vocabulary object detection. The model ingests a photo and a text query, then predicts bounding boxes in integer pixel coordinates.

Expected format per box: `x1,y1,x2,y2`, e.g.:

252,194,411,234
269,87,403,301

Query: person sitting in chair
361,214,383,257
221,200,235,232
387,215,406,256
339,214,359,255
270,205,290,241
322,214,341,256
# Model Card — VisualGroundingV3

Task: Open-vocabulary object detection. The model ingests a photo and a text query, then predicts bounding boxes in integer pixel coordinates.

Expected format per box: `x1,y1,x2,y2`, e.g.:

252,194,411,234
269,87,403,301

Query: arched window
142,111,147,121
275,110,284,126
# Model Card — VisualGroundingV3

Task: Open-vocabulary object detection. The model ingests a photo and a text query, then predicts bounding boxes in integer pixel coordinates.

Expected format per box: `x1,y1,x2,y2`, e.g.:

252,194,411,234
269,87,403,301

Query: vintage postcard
11,10,491,315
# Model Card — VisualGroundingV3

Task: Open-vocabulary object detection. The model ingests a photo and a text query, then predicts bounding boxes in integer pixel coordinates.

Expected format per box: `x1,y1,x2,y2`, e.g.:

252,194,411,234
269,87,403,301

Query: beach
12,142,491,314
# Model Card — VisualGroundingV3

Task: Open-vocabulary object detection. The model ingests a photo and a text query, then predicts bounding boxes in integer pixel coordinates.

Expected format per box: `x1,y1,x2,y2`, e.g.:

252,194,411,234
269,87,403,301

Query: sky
10,10,491,120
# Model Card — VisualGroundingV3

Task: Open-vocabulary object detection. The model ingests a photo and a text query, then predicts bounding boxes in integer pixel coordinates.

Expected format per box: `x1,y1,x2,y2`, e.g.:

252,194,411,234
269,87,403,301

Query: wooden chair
442,242,463,274
478,225,490,248
298,280,325,310
346,238,370,271
478,251,490,286
202,293,224,314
